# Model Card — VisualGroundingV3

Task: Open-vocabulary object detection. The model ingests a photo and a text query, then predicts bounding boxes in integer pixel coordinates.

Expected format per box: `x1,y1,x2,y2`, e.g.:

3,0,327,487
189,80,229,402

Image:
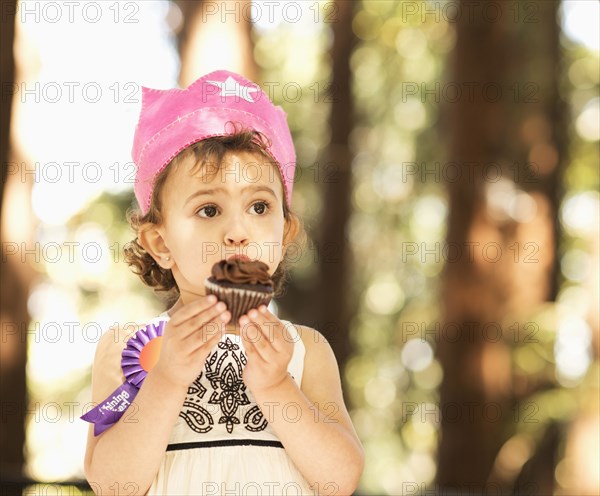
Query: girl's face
154,151,287,303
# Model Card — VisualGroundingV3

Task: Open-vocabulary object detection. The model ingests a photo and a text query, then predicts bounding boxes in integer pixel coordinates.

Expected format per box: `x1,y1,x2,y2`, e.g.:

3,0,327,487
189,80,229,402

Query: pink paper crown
132,70,296,214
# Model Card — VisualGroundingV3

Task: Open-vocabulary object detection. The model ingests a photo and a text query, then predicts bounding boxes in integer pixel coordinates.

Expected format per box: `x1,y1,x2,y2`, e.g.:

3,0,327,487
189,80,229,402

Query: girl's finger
245,306,287,352
180,303,229,340
240,317,269,363
189,321,225,354
170,295,218,326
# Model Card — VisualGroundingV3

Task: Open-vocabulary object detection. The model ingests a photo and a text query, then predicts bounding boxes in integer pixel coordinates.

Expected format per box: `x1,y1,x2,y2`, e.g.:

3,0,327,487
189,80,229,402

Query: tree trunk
315,0,357,378
437,0,565,488
0,0,29,484
174,0,257,86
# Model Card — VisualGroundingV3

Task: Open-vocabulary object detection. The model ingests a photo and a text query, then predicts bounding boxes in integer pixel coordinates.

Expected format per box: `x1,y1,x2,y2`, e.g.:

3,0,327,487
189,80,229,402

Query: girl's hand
239,305,294,393
153,295,230,389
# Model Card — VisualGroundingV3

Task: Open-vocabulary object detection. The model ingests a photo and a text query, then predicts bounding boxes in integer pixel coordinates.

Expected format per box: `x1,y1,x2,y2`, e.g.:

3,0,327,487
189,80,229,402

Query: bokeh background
1,1,598,495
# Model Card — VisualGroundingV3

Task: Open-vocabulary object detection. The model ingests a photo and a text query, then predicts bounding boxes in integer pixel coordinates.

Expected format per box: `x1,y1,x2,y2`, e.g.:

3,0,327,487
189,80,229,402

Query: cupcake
204,258,274,322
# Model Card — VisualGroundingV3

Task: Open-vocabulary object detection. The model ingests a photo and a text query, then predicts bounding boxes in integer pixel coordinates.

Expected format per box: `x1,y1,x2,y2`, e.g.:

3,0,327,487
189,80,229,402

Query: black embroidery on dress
187,374,207,398
206,338,252,434
179,401,214,433
244,405,268,432
179,337,270,435
179,373,214,433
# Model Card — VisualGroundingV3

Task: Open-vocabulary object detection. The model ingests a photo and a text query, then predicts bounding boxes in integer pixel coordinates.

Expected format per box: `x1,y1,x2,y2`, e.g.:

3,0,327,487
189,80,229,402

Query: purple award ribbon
81,319,166,436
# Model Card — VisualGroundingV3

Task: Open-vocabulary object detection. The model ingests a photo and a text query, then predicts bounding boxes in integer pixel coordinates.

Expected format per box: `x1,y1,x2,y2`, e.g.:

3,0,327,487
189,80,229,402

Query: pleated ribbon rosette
81,320,165,436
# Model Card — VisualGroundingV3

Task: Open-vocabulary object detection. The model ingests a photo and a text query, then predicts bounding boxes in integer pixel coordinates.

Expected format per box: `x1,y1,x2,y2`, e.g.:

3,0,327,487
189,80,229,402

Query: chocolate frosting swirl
211,259,273,287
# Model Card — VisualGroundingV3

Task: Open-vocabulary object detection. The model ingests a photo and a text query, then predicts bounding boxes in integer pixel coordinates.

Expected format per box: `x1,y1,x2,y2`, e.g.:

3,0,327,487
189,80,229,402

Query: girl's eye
250,201,270,215
196,202,270,218
197,205,219,218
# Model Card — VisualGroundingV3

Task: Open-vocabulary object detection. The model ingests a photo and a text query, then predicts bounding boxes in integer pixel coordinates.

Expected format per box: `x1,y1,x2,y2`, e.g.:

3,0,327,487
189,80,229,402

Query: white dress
146,311,314,495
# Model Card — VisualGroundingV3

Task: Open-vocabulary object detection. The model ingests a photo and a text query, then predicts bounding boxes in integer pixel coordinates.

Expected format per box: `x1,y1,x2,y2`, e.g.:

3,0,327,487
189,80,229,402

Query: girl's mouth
227,254,251,262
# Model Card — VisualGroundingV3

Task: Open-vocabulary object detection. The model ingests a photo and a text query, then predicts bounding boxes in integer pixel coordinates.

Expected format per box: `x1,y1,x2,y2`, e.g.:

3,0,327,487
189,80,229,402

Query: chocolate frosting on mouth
210,259,274,287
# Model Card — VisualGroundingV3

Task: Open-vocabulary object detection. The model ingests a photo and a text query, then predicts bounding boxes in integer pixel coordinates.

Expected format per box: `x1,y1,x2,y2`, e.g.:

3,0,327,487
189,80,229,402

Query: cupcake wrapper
205,280,273,322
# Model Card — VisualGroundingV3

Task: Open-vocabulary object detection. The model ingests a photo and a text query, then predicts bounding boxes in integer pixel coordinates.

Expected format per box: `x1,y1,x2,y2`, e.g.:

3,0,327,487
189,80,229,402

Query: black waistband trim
166,439,285,451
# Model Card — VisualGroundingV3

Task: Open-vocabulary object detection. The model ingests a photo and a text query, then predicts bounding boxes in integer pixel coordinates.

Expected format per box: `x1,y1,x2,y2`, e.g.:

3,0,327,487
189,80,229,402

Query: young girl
82,70,364,495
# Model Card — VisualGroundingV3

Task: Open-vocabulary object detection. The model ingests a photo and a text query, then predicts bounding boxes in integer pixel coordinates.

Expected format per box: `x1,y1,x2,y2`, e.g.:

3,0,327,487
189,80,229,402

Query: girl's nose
224,222,249,246
225,233,249,246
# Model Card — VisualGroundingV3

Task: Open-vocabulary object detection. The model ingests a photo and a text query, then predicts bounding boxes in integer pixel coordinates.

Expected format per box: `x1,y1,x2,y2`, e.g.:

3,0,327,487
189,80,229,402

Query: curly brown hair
123,130,307,307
